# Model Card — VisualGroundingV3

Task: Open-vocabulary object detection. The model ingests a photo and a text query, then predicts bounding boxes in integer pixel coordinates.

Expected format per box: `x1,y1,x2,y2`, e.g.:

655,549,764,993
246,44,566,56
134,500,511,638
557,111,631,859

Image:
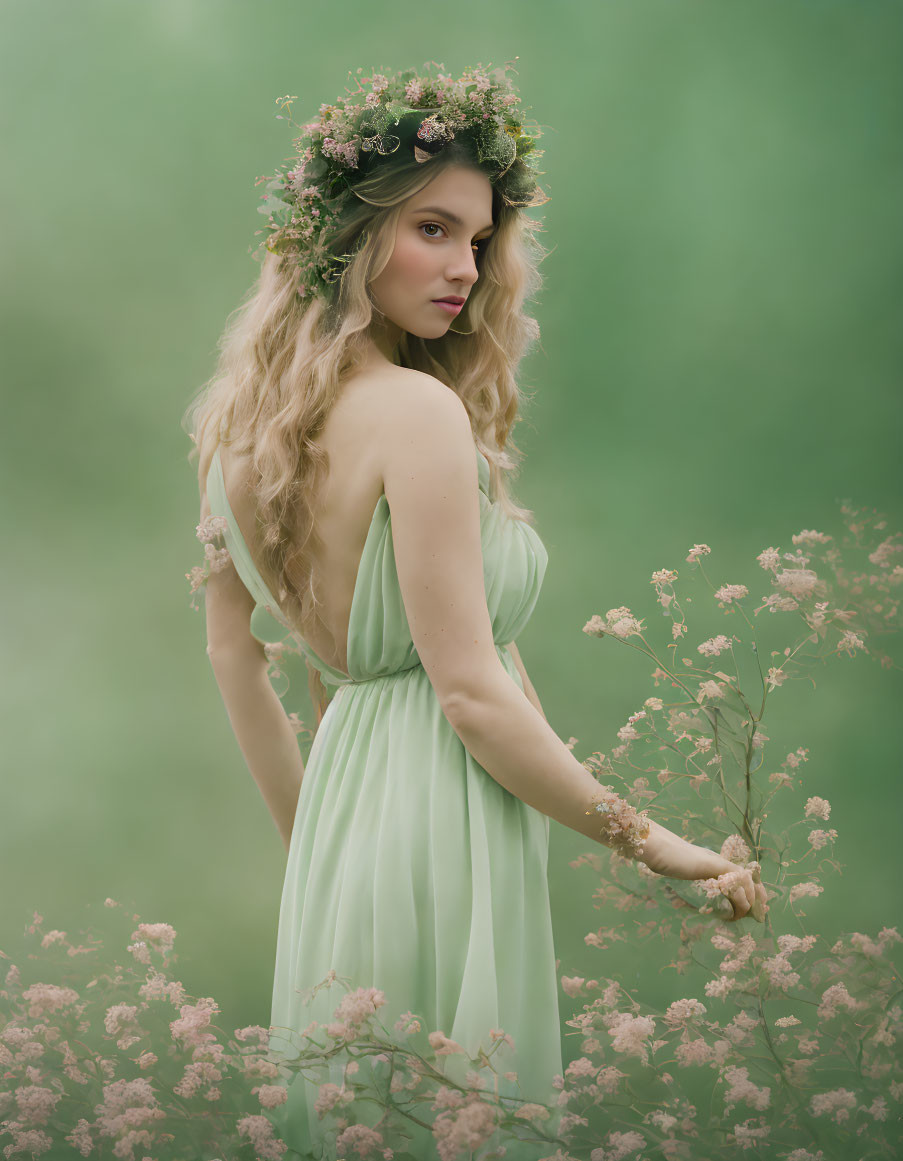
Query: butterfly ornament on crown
252,59,550,302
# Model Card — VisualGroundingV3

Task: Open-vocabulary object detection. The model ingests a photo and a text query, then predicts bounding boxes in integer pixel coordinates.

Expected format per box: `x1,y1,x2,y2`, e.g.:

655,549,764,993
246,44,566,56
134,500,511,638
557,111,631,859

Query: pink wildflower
331,984,385,1030
313,1082,350,1117
869,536,903,566
65,1119,94,1156
196,515,227,543
760,593,799,612
792,529,832,546
393,1011,421,1036
427,1030,466,1056
817,982,864,1020
789,882,823,904
131,922,176,956
722,1065,770,1111
807,828,838,849
766,667,787,689
237,1113,288,1161
675,1038,714,1067
809,1087,857,1124
21,983,79,1020
804,796,831,820
169,997,219,1051
697,680,727,703
514,1102,551,1121
432,1094,499,1161
837,629,867,655
714,584,749,606
775,568,819,599
762,954,800,991
720,834,751,863
583,607,645,639
704,975,736,999
662,998,707,1027
697,634,732,656
336,1123,384,1156
606,1012,656,1063
14,1083,60,1125
651,568,678,585
3,1129,53,1155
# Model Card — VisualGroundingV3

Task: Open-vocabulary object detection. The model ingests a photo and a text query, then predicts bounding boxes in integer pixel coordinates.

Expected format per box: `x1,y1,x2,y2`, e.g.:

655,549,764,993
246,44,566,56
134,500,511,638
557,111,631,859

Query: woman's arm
505,640,547,722
207,643,304,854
203,493,304,854
379,375,759,922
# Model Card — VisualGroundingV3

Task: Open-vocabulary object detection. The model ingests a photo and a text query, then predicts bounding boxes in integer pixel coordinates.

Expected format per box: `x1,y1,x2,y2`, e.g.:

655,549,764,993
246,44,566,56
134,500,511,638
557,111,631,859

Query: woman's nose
445,244,479,286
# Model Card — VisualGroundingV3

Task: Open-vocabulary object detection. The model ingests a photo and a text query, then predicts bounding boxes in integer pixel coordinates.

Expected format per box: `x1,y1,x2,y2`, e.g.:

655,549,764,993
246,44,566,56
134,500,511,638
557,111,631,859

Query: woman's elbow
206,634,268,674
435,655,513,729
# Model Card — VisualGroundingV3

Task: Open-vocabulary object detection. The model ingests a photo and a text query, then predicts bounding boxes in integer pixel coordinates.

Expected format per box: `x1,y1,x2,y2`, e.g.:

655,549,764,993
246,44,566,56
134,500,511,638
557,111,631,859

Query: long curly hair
181,142,549,689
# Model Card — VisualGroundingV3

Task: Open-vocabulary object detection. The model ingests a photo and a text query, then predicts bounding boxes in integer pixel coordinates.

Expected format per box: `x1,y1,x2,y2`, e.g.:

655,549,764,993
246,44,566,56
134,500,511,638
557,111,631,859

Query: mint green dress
205,444,563,1160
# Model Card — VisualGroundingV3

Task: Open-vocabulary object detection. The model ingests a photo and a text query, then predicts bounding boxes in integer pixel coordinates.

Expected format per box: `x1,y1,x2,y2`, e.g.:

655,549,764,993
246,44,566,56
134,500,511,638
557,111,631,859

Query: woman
184,63,762,1160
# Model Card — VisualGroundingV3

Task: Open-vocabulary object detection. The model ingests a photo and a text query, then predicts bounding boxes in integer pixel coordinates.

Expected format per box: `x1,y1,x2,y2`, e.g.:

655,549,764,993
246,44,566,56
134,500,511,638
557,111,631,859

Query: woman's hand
638,820,767,923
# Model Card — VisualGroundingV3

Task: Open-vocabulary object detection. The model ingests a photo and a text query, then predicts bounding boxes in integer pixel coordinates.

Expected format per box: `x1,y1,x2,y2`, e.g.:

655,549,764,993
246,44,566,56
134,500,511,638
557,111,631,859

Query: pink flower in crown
404,79,425,103
369,73,389,94
417,114,453,145
286,164,306,191
321,137,359,168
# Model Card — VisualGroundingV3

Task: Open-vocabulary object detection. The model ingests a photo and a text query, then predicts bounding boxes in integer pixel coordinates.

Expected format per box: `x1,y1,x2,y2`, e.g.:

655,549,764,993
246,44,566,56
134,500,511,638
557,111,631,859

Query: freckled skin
368,165,493,347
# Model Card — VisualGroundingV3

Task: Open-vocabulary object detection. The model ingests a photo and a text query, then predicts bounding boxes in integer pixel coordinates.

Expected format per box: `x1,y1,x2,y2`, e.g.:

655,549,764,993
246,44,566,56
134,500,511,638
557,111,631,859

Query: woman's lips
432,300,463,315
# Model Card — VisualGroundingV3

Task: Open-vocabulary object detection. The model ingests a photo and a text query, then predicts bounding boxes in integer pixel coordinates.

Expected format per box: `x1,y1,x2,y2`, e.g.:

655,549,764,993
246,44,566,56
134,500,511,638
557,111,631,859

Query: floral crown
252,59,550,301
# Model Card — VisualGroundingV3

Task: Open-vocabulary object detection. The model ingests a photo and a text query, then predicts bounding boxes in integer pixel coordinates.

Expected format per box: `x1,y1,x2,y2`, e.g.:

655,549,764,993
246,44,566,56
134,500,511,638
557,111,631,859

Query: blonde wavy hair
182,144,549,691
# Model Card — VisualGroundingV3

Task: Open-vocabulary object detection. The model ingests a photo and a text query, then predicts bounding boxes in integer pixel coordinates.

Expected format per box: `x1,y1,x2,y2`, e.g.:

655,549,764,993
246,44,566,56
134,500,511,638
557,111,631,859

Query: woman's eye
421,223,484,253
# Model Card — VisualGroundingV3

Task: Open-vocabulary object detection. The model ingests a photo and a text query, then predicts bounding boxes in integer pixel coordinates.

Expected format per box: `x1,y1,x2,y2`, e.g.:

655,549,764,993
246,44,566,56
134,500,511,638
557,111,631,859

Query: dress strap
206,448,284,615
205,448,354,688
205,443,491,690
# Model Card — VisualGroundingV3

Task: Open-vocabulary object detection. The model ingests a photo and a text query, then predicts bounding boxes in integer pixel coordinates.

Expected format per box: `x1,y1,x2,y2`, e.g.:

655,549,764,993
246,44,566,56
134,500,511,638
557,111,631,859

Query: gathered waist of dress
318,641,517,693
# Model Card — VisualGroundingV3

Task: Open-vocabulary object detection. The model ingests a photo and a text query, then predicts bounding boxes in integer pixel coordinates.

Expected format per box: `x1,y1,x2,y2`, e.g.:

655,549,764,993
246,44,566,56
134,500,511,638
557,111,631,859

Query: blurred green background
2,0,901,1078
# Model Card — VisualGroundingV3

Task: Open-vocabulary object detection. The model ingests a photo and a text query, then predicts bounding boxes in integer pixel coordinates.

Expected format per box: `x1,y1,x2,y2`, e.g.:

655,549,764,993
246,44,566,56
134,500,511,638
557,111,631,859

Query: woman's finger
729,885,750,919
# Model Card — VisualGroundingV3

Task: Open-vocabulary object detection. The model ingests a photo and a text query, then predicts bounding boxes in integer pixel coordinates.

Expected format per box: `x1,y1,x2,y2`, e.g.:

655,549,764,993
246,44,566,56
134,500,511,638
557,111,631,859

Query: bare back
213,362,419,675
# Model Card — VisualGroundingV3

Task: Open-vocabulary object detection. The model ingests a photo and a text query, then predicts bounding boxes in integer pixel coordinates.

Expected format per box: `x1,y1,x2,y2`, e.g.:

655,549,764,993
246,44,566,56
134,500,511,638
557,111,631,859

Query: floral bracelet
585,785,652,859
186,515,231,611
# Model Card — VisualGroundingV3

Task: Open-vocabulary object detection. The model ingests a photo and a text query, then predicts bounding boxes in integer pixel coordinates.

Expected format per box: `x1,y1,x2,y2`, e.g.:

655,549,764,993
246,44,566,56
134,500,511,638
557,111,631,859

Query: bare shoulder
370,368,473,478
372,366,468,417
363,367,492,709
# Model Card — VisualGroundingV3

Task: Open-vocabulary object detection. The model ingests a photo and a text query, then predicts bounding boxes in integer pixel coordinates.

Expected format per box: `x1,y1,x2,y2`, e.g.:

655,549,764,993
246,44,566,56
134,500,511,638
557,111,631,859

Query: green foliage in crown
252,59,550,302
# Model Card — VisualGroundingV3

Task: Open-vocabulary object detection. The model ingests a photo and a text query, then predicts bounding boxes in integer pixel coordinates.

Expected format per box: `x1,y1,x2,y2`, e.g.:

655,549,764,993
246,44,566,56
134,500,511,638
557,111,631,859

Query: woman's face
369,164,495,340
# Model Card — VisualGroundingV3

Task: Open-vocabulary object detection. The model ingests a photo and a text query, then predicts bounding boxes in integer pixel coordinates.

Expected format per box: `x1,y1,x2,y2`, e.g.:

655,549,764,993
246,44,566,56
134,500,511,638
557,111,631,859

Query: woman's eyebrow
410,205,495,234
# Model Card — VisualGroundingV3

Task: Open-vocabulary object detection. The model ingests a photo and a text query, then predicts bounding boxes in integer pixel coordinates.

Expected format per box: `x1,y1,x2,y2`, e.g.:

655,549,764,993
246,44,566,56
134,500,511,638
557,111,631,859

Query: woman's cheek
397,236,432,280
